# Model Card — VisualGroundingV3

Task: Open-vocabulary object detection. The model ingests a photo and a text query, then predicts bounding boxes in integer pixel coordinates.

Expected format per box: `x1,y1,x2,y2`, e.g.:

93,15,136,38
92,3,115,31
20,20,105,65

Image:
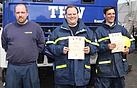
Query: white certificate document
68,36,85,59
109,32,124,53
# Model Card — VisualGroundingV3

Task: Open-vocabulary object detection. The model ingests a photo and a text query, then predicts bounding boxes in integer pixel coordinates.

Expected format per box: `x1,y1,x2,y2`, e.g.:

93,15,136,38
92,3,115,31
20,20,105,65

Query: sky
118,0,136,3
118,0,126,3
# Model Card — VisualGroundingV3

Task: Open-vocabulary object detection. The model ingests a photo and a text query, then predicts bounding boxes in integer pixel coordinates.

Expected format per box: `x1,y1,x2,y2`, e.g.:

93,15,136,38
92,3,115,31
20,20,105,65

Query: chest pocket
58,40,68,46
55,37,69,46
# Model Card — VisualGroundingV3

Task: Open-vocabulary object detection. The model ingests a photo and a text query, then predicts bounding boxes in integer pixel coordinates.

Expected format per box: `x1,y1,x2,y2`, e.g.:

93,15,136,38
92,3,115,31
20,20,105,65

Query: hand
84,46,90,54
63,47,69,54
122,48,129,54
108,43,116,50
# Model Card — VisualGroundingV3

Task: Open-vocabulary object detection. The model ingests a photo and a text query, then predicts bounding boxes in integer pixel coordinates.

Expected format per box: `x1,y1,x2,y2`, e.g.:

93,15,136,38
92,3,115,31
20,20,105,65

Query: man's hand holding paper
109,32,124,53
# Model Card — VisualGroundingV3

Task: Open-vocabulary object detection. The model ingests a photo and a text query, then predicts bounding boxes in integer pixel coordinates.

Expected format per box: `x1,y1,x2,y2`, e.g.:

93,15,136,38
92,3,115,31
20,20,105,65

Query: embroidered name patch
24,32,32,34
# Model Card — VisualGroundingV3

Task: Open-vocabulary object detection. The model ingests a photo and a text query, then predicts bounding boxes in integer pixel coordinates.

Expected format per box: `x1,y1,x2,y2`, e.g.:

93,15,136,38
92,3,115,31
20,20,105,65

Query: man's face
66,7,79,26
15,4,28,24
104,9,115,24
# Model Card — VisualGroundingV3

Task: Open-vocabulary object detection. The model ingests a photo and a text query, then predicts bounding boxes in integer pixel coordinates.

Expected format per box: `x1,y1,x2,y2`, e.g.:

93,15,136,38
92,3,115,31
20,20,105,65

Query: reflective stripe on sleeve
130,38,135,41
46,36,68,45
84,38,99,46
54,37,68,44
98,37,110,42
46,41,54,44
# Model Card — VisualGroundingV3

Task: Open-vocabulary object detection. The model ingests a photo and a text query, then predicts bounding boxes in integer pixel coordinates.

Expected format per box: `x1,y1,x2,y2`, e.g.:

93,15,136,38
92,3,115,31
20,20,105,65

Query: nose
70,14,75,17
19,13,22,16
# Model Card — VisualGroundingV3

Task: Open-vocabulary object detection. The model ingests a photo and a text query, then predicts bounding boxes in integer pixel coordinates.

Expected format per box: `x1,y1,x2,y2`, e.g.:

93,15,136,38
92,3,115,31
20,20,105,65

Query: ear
103,14,106,18
27,12,28,17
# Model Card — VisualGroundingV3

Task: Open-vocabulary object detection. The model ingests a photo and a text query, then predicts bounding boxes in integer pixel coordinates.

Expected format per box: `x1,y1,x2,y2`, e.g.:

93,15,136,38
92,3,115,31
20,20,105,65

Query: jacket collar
61,18,87,32
102,20,116,30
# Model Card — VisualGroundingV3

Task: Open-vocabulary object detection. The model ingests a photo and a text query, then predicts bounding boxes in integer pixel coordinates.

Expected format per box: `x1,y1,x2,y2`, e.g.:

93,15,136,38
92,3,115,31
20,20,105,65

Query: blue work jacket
95,21,135,78
46,19,98,86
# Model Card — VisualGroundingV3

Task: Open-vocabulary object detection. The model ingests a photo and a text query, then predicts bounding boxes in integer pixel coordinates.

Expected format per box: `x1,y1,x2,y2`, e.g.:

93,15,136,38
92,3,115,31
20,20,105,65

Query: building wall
118,1,137,34
118,1,137,25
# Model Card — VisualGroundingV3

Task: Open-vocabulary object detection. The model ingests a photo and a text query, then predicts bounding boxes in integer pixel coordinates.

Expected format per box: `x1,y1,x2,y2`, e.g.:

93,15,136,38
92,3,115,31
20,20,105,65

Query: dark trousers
55,84,86,88
5,63,40,88
94,77,125,88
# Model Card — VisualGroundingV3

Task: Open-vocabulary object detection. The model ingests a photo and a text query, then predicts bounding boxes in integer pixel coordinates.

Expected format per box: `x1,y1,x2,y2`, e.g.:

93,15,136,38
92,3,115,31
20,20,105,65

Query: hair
103,6,116,14
65,4,79,14
14,4,28,12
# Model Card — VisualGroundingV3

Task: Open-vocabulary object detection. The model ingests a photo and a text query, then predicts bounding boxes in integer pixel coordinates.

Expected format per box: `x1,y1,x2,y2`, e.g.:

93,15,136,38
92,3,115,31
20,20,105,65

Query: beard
17,17,26,24
69,22,76,25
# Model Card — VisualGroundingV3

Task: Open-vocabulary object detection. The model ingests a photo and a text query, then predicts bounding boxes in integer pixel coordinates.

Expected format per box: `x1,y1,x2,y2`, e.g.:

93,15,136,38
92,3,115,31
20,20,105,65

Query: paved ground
125,50,137,88
0,50,137,88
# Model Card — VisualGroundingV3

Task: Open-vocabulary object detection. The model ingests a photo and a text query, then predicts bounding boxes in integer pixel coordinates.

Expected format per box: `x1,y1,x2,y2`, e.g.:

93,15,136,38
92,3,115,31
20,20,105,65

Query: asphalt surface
125,50,137,88
0,50,137,88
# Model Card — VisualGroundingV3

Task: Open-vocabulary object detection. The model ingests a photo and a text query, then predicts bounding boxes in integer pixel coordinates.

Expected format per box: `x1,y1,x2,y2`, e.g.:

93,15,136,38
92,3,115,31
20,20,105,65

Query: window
82,0,94,4
32,0,52,2
37,0,53,2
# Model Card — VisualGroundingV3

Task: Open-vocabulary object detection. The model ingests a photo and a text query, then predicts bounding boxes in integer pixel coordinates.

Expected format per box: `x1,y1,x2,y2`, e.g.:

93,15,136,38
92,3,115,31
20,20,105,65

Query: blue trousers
5,63,40,88
94,77,125,88
55,84,86,88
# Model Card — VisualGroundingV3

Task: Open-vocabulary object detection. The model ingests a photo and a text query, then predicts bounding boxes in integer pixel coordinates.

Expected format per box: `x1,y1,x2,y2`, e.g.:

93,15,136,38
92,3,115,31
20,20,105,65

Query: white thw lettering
48,6,85,19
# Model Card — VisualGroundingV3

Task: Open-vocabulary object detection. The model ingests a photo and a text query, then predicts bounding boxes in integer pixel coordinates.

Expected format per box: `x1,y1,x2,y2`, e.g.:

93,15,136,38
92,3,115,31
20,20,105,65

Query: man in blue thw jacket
94,6,135,88
46,4,98,88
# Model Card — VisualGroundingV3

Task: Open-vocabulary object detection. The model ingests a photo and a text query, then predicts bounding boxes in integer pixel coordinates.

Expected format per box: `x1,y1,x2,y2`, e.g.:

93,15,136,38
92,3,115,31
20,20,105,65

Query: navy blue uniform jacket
46,19,98,86
94,21,135,78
